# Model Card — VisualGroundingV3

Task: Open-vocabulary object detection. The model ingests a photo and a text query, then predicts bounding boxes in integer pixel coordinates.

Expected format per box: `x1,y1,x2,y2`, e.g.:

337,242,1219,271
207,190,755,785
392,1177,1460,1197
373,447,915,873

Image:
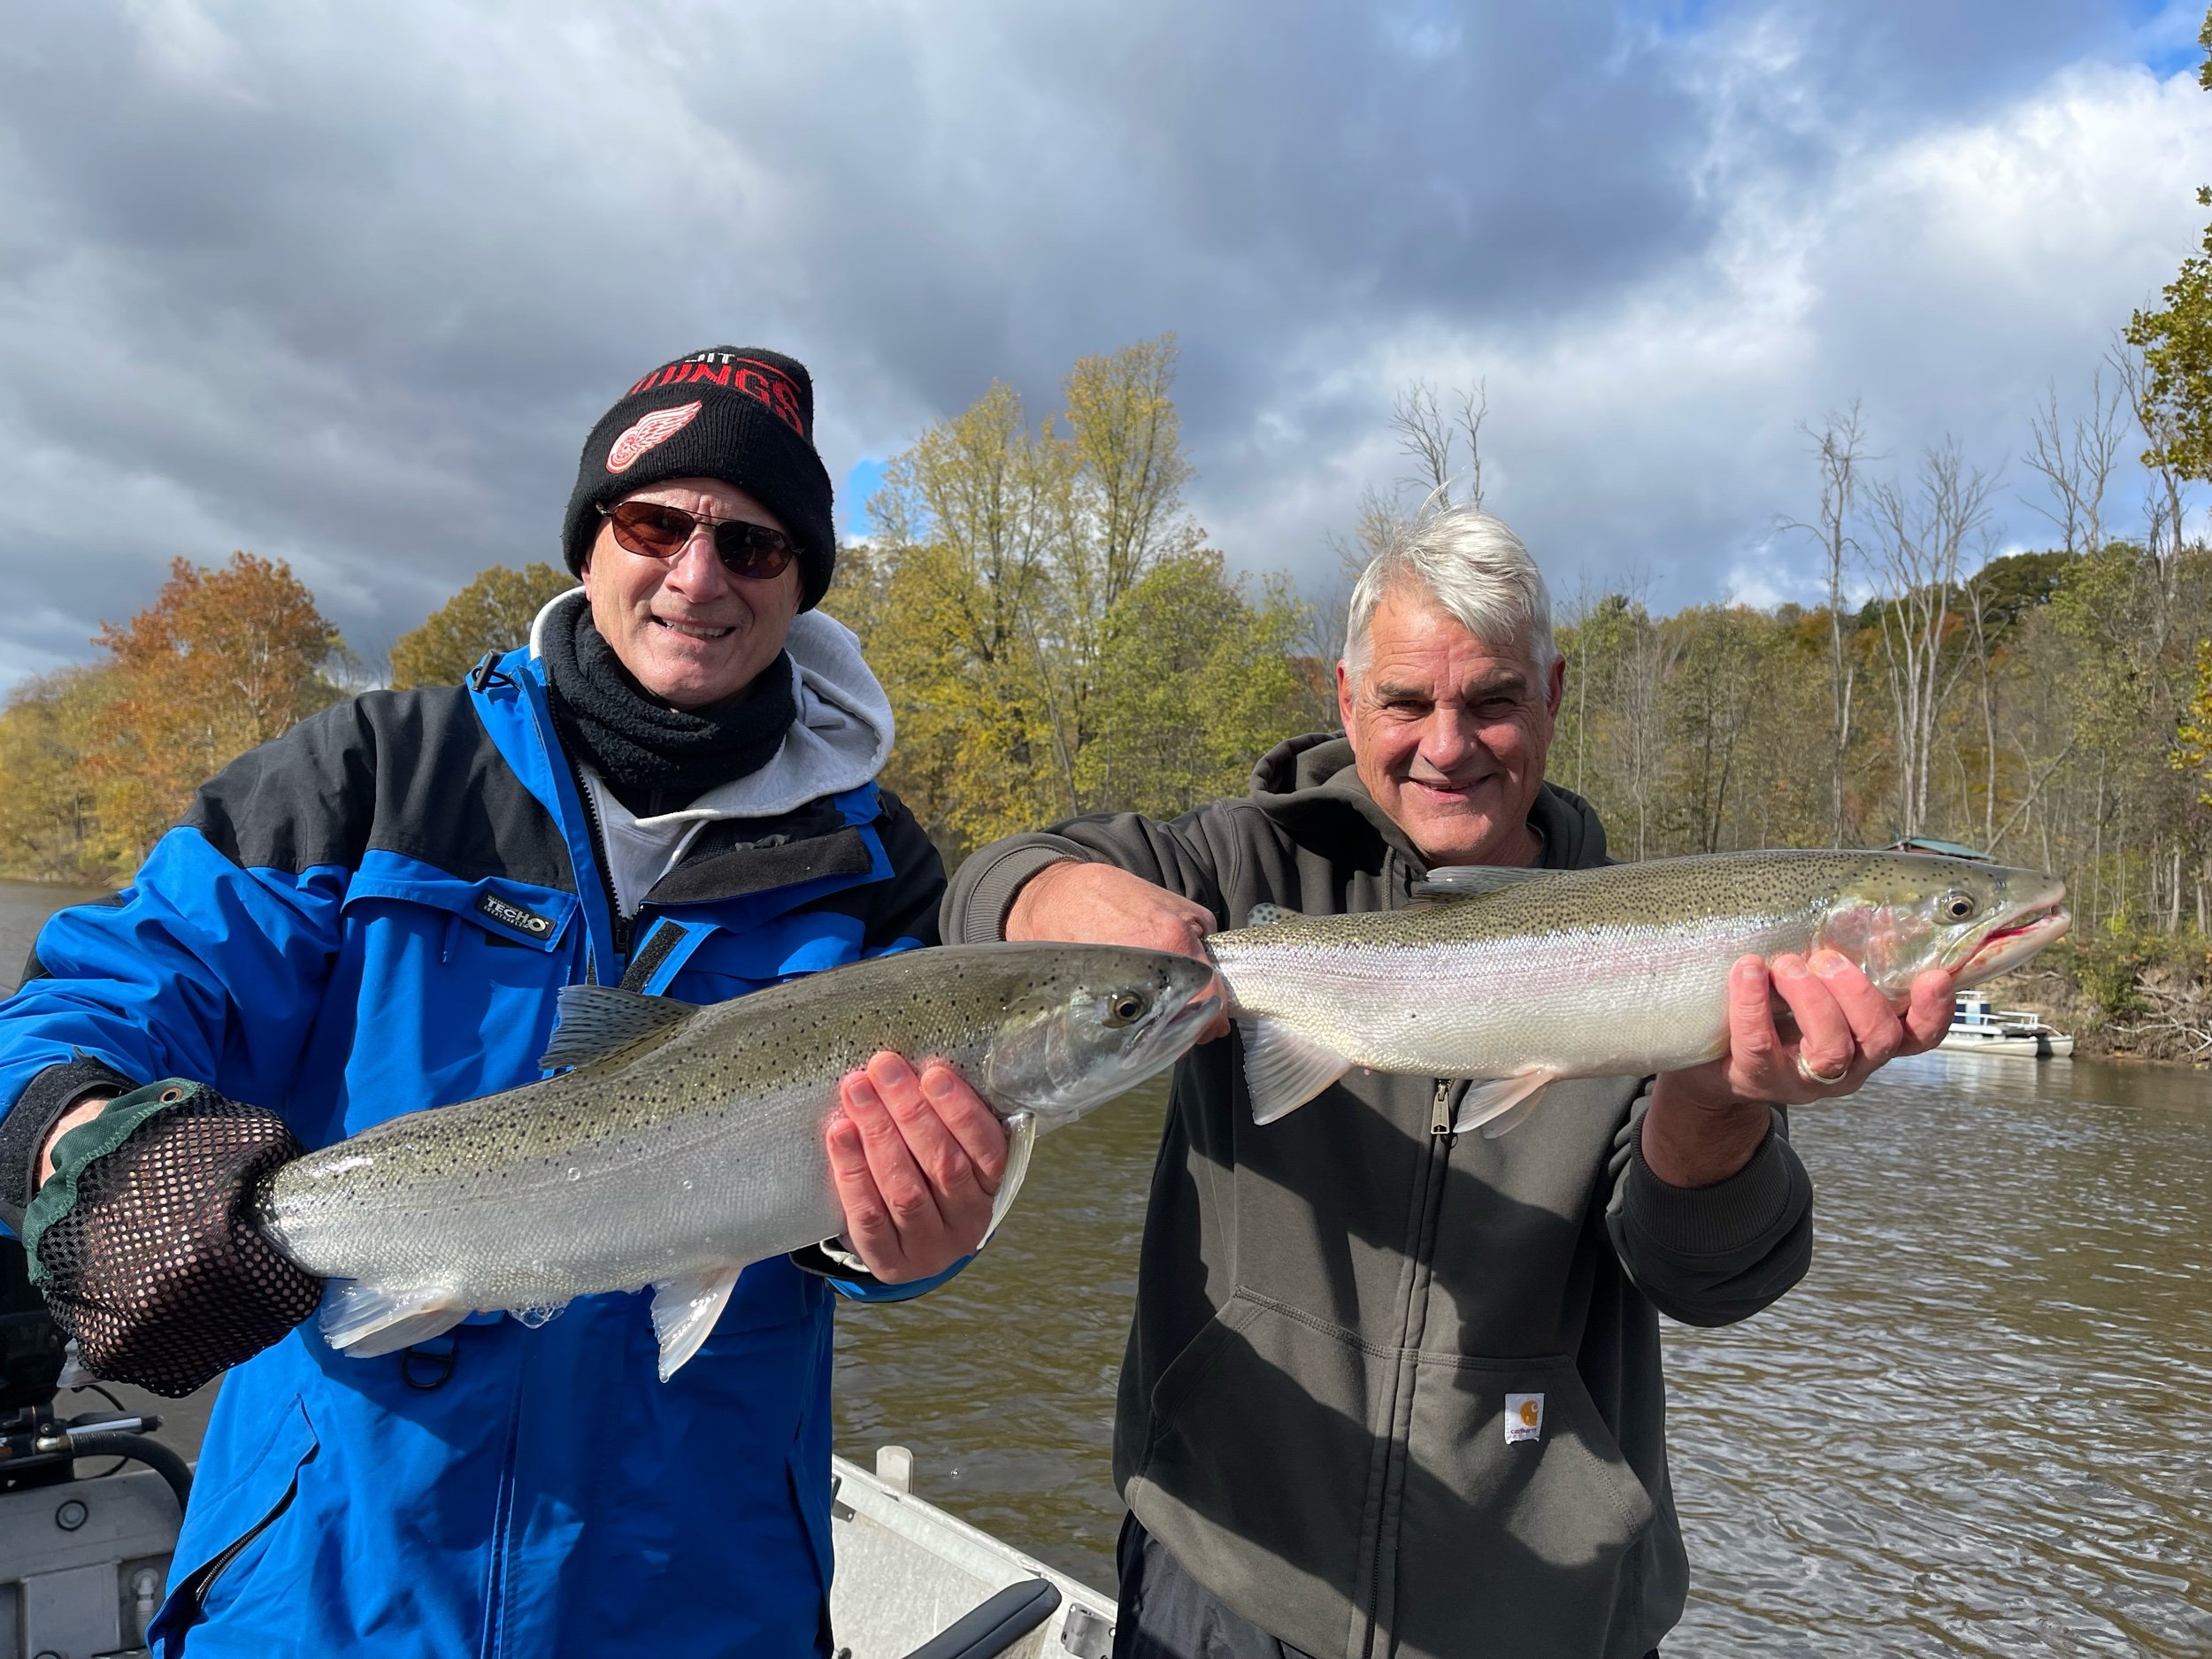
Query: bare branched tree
1866,439,1999,838
1781,404,1872,843
1389,379,1488,510
2024,372,2123,555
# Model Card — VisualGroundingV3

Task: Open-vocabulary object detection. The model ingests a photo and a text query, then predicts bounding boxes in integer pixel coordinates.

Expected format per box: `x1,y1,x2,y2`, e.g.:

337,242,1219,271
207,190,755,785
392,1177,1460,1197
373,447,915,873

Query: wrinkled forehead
1361,592,1548,690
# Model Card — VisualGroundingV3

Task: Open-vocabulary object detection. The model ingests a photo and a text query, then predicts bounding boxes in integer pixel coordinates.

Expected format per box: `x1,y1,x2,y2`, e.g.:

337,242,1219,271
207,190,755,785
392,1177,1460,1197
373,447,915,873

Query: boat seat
898,1576,1063,1659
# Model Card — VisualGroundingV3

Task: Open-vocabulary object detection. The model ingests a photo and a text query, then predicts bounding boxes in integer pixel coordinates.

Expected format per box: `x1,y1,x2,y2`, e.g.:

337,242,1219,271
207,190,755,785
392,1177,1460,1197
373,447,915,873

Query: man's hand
26,1080,324,1396
1642,952,1956,1187
1005,861,1231,1041
37,1095,111,1186
826,1053,1010,1284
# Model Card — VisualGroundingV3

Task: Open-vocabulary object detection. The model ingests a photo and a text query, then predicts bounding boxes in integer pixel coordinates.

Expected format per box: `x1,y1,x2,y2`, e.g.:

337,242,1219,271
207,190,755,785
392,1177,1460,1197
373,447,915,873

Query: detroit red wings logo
605,401,703,473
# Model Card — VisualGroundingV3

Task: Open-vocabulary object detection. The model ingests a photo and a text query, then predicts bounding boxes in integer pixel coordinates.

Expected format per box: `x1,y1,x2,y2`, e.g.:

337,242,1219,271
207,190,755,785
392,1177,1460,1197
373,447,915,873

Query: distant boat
1939,989,2075,1059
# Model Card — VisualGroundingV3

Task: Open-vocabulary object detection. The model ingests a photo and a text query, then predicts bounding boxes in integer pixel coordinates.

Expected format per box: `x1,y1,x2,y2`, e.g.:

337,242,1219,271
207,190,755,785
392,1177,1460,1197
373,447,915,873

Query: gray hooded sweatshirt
942,734,1813,1659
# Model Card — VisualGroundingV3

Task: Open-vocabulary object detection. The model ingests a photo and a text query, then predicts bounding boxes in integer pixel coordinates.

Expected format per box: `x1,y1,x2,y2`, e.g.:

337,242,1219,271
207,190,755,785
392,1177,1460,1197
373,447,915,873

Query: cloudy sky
1,1,2207,686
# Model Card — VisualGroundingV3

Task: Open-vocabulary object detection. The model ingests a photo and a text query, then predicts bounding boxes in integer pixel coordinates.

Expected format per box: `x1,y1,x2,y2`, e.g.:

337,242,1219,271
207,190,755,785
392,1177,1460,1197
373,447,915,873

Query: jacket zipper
1364,1080,1455,1655
566,758,633,976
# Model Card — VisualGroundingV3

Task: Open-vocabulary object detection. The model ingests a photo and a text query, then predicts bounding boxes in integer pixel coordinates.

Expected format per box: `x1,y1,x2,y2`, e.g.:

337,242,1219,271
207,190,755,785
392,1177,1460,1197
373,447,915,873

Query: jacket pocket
151,1394,319,1648
1127,1291,1394,1648
1391,1355,1673,1658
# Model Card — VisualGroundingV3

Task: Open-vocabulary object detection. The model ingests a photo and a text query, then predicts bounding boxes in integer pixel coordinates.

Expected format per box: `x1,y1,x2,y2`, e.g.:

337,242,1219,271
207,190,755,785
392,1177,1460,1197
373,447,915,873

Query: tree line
3,330,2208,952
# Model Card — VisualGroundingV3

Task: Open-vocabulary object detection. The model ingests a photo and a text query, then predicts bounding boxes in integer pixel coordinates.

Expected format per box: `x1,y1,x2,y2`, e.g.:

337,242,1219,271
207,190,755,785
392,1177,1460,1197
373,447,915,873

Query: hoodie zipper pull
1430,1079,1453,1136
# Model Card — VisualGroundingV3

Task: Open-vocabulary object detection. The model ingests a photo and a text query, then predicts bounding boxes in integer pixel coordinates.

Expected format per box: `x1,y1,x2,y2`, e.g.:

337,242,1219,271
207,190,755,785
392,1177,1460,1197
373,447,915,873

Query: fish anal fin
1239,1018,1353,1125
981,1110,1037,1246
649,1267,741,1382
1411,865,1555,903
320,1280,469,1358
1452,1070,1561,1138
540,984,698,1073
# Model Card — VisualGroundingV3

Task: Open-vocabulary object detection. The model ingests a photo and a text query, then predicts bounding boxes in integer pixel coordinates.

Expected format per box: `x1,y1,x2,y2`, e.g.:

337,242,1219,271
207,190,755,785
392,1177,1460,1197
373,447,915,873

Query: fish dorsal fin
648,1266,741,1381
1244,902,1300,927
1411,865,1555,903
540,984,699,1073
1238,1018,1353,1124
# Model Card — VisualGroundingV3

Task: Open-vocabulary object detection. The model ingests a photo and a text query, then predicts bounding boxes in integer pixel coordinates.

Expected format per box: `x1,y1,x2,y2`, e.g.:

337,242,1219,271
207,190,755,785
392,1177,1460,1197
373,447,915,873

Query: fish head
982,948,1220,1125
1816,855,2071,995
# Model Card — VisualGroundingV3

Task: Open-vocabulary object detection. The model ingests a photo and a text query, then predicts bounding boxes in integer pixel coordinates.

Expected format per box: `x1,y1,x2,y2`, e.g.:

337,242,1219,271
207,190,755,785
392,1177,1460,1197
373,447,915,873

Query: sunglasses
597,501,798,582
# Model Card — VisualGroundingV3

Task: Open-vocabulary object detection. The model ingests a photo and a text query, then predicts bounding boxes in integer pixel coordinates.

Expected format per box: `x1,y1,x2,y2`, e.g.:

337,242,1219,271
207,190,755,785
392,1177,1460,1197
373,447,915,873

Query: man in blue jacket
0,347,1005,1657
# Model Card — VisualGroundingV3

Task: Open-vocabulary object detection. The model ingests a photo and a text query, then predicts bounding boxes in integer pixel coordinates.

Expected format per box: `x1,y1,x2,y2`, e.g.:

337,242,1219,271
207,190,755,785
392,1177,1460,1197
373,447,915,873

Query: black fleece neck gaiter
541,598,796,818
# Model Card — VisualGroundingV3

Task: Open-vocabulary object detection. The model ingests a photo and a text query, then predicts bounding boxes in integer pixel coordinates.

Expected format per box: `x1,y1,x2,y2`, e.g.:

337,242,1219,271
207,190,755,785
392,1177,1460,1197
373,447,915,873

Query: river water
4,879,2208,1655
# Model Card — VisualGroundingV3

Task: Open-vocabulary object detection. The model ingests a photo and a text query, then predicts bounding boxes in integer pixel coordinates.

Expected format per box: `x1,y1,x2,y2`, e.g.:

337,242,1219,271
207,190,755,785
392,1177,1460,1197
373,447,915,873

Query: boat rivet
54,1499,88,1531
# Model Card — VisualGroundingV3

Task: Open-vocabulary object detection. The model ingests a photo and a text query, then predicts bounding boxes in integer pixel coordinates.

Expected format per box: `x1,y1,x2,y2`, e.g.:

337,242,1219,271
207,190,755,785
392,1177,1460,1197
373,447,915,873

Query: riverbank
1992,934,2212,1066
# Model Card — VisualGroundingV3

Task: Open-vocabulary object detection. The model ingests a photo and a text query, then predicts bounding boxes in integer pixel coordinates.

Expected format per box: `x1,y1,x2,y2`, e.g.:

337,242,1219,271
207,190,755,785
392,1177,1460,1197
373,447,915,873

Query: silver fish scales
259,942,1217,1379
1205,849,2070,1135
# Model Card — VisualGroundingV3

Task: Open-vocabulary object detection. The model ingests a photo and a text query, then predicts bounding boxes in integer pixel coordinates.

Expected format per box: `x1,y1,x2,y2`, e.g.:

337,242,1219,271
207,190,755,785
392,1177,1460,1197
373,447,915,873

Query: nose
1417,705,1480,773
662,526,733,598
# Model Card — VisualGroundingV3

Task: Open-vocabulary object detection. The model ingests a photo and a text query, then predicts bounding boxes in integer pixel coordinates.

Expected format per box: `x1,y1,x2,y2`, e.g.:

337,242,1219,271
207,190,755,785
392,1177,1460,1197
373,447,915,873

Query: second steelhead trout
260,943,1217,1379
1206,849,2070,1135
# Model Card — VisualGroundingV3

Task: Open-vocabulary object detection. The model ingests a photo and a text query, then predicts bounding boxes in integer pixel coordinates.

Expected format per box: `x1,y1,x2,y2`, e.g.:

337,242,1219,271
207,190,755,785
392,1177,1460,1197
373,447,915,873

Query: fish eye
1939,889,1978,923
1105,992,1147,1026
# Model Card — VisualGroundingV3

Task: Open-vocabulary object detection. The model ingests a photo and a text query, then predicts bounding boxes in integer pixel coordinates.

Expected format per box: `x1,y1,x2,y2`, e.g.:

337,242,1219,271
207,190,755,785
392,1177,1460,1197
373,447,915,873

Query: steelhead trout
1205,849,2070,1136
259,943,1217,1379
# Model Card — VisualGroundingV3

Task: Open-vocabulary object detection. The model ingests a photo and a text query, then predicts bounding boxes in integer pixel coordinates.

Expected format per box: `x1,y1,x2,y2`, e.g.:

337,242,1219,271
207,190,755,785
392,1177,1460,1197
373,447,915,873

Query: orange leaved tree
88,553,342,868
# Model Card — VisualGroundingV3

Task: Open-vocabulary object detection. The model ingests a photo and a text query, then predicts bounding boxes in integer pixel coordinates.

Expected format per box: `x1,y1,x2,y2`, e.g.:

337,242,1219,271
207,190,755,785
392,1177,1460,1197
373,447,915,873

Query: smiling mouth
652,617,733,641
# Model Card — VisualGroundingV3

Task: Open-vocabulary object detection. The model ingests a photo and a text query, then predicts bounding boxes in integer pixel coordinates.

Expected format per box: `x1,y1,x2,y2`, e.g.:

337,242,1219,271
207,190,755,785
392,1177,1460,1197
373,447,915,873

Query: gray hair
1341,503,1558,682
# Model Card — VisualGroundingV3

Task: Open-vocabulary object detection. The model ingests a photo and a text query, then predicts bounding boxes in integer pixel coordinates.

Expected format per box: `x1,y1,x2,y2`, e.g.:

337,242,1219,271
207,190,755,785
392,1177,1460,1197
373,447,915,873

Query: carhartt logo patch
605,401,703,473
1504,1393,1544,1444
477,892,554,937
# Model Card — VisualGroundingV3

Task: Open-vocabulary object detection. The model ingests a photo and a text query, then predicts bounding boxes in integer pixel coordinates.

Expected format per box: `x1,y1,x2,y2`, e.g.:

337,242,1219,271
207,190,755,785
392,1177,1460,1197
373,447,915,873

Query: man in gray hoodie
941,505,1958,1659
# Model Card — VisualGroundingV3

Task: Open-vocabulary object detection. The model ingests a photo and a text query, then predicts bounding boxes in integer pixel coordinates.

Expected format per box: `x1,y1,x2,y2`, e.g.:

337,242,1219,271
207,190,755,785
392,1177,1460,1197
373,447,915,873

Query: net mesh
35,1093,322,1396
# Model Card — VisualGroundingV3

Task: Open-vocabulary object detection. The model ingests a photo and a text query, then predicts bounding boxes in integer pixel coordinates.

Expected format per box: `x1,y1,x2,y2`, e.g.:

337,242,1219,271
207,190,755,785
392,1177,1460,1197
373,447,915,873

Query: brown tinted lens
711,522,797,581
606,502,696,557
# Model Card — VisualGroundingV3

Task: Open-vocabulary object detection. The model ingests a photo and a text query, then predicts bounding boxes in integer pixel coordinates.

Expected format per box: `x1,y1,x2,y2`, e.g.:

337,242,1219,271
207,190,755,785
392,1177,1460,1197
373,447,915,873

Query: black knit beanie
563,347,836,611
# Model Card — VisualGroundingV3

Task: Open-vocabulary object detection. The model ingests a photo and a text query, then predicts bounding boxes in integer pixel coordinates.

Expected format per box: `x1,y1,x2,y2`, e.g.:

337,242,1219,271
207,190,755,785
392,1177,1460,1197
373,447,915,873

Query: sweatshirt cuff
1622,1107,1797,1257
0,1055,138,1237
949,841,1088,944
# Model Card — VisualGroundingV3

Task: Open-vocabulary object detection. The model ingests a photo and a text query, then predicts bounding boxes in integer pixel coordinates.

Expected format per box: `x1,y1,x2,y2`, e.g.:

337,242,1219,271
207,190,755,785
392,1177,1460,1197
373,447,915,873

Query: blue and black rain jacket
0,643,956,1658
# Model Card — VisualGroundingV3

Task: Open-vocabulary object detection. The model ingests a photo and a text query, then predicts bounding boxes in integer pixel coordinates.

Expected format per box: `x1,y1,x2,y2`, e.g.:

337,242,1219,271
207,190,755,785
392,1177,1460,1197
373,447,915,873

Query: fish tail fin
1239,1018,1353,1125
319,1280,470,1357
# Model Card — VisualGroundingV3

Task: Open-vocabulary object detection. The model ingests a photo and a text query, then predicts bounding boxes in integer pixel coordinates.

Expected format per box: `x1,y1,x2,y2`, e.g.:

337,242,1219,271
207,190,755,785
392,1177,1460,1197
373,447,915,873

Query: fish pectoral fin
539,984,700,1073
1238,1018,1353,1125
649,1268,741,1382
1453,1070,1561,1138
1410,865,1555,904
981,1110,1037,1247
319,1280,469,1358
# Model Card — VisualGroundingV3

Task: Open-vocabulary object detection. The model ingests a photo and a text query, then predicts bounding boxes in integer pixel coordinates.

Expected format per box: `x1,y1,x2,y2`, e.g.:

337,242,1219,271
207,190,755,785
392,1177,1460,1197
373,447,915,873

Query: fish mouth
1954,897,2071,988
1118,988,1223,1090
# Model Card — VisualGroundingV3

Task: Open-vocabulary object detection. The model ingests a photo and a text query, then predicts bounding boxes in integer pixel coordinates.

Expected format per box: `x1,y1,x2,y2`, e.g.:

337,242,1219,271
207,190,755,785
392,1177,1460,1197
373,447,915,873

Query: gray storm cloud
0,0,2200,683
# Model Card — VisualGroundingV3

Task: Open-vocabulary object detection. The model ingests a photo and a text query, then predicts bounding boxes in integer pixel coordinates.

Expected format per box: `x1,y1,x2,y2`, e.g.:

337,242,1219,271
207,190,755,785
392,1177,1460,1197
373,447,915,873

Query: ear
1335,658,1356,733
1546,652,1566,717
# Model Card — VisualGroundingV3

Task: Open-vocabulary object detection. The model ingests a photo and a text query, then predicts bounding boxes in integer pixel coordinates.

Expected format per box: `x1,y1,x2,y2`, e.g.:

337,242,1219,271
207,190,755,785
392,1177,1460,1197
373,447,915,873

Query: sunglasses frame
597,500,799,583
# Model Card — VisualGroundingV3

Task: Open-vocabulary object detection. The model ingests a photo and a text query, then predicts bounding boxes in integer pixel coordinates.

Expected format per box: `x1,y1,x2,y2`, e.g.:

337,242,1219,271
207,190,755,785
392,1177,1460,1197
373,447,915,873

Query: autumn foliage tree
833,337,1310,851
88,553,341,868
389,562,575,689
